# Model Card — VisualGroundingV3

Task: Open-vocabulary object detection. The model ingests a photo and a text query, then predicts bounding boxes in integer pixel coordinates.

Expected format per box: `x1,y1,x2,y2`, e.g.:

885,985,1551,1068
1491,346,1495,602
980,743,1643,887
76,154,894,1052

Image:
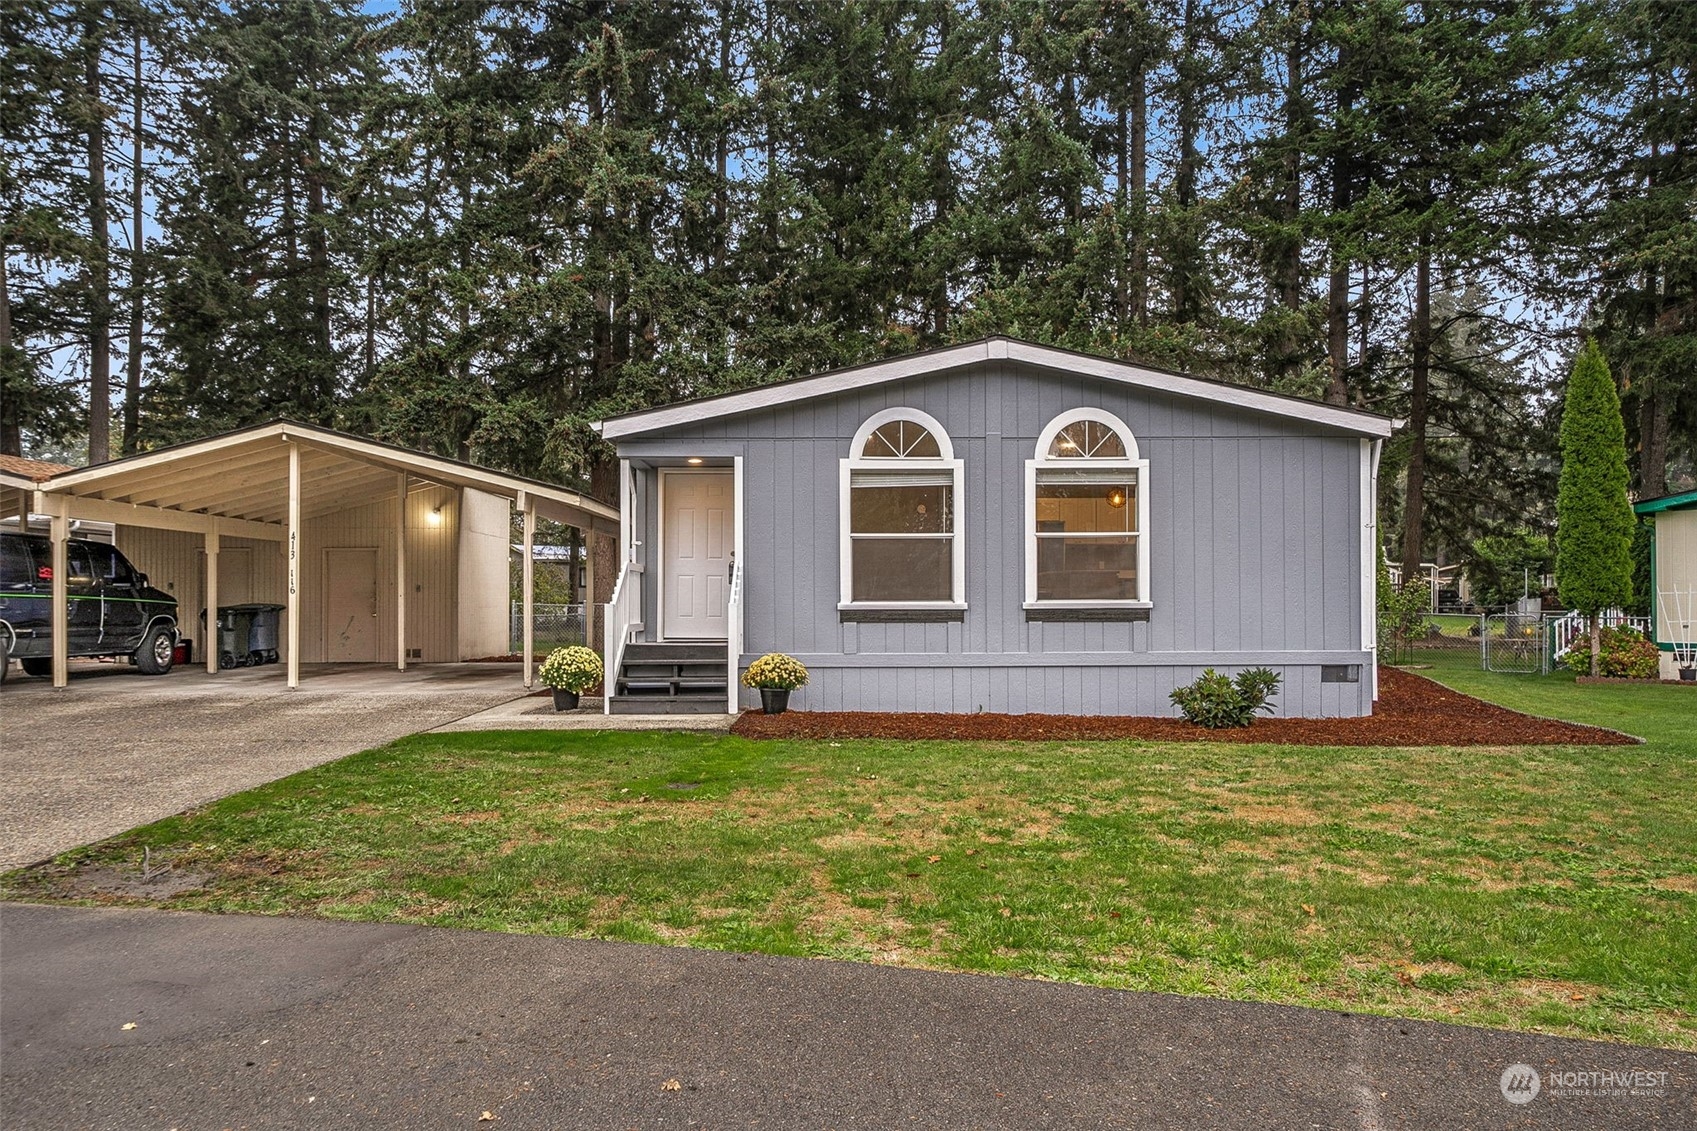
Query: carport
29,421,618,690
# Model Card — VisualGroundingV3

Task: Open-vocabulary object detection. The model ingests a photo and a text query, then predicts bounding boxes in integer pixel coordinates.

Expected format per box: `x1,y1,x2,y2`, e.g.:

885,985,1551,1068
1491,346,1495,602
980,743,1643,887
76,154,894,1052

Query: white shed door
325,548,380,662
662,471,732,640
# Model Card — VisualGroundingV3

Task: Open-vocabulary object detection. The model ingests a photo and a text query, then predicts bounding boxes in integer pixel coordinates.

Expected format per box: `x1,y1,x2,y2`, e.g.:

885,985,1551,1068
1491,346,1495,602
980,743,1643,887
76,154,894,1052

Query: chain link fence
1481,612,1544,674
510,603,588,653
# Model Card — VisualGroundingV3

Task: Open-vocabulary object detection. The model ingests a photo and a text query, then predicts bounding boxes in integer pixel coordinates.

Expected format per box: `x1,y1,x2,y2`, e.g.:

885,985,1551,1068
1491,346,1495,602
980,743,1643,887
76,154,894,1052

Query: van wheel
21,657,52,678
135,626,175,676
0,637,10,684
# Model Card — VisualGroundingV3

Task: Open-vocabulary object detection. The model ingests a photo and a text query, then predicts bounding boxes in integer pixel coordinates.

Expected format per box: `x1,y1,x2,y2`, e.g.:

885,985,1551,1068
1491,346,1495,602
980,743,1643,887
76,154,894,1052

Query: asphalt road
0,662,523,869
2,904,1691,1130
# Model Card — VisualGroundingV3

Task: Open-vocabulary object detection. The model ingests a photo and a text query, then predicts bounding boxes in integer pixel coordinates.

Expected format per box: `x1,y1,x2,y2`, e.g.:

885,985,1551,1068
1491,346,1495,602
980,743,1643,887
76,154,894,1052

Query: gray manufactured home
594,338,1396,718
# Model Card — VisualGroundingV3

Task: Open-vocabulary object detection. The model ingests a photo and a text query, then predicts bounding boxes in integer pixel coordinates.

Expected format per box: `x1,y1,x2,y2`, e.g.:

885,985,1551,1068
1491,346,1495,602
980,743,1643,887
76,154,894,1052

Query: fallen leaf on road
661,1079,682,1092
477,1112,497,1122
121,1023,137,1031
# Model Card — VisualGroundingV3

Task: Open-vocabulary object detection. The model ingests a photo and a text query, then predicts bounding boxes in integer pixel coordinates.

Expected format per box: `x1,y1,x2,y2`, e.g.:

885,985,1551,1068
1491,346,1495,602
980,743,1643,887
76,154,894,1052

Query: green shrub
1170,667,1283,728
1596,625,1660,679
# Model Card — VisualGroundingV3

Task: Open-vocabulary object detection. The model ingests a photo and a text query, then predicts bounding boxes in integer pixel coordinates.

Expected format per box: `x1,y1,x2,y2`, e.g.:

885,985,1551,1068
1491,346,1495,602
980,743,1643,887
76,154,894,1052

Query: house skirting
734,652,1377,718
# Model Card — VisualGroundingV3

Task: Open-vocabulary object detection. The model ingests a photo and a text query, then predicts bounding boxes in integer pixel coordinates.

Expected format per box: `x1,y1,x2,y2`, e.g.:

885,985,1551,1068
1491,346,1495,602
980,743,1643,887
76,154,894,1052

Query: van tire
21,657,52,678
135,625,175,676
0,637,10,684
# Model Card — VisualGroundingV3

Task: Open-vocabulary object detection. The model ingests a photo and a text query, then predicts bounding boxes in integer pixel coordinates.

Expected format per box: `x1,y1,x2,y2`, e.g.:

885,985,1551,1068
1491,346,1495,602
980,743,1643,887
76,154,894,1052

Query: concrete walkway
0,663,525,869
433,694,735,732
2,904,1691,1130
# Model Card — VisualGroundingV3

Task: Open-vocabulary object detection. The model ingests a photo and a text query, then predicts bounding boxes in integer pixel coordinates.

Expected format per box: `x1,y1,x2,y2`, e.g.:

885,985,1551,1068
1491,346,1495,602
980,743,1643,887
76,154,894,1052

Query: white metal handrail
726,554,744,714
602,559,644,715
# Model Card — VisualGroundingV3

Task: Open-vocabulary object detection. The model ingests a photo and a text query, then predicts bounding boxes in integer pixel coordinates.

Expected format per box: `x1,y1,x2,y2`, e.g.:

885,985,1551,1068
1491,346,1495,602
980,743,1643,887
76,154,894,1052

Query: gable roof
0,453,74,482
595,337,1399,441
36,420,618,532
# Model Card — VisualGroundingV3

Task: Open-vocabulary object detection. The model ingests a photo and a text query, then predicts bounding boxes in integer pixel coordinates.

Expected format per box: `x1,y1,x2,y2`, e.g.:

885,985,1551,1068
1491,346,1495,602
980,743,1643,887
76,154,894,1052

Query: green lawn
1409,646,1695,753
4,664,1694,1050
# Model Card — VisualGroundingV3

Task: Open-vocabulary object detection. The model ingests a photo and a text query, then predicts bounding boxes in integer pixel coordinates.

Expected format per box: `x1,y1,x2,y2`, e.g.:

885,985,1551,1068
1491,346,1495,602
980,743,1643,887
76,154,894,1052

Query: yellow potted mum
538,645,604,711
741,652,808,714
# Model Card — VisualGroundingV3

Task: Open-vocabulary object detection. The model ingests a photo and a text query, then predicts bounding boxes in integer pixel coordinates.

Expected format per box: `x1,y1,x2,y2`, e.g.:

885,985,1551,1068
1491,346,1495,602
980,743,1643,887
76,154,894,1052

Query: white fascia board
1003,342,1396,438
281,428,619,523
598,342,996,439
42,424,289,490
39,420,618,527
597,338,1396,441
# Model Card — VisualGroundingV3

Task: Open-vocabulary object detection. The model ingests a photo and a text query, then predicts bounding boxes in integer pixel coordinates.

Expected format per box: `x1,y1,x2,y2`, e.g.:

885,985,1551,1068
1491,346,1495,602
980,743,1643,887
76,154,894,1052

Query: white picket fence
1545,609,1652,669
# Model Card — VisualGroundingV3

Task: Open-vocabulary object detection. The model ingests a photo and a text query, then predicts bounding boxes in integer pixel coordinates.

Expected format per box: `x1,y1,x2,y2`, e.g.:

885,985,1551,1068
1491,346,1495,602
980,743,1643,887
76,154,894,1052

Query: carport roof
36,420,618,533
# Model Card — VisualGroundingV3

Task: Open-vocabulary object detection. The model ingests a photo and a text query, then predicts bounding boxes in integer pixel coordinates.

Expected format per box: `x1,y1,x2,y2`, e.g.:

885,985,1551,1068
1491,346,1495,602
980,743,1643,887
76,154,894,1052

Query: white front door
324,548,380,662
661,470,733,640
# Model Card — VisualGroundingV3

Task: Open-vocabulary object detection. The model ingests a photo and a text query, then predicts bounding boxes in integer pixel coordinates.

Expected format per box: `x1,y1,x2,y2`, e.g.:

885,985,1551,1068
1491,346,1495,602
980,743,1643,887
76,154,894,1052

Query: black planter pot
552,688,581,711
1680,667,1695,682
759,688,791,715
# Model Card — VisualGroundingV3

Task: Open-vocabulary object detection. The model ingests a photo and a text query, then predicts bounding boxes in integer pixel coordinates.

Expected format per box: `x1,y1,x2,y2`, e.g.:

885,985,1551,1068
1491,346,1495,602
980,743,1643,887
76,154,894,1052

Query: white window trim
840,408,965,609
1025,408,1151,608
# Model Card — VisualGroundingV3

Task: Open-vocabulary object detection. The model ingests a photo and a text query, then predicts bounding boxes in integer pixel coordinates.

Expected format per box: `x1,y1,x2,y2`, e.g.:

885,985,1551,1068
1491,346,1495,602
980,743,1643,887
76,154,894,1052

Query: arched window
1026,409,1149,608
840,408,964,608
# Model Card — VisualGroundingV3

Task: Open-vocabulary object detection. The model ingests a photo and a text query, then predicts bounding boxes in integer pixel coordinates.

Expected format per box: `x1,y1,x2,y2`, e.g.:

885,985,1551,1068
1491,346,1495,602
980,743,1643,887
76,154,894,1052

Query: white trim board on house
595,336,1400,441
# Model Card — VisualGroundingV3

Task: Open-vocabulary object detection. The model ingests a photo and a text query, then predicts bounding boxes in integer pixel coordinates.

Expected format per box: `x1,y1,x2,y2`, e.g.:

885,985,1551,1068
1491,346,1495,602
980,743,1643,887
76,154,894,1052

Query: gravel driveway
0,662,526,869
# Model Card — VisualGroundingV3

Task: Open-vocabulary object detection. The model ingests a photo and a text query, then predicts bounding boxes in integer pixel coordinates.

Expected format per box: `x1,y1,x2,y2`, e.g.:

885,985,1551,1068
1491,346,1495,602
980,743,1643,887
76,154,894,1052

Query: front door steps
610,642,728,715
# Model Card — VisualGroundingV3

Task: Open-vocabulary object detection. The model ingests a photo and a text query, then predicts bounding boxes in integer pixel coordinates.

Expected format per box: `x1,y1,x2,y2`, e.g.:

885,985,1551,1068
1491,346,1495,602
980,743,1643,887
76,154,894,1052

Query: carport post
286,441,301,689
204,529,220,673
396,472,408,671
520,491,535,689
49,510,68,688
583,527,595,646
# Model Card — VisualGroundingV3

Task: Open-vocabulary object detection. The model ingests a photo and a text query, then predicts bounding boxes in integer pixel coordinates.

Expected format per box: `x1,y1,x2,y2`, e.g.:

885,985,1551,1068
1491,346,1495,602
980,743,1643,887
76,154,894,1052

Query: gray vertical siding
620,358,1375,717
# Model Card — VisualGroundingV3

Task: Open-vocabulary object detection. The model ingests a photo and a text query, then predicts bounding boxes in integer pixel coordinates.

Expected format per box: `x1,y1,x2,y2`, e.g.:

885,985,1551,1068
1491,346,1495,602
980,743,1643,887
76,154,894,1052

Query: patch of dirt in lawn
1651,875,1697,893
1193,791,1326,827
442,810,502,825
732,668,1639,746
70,864,213,900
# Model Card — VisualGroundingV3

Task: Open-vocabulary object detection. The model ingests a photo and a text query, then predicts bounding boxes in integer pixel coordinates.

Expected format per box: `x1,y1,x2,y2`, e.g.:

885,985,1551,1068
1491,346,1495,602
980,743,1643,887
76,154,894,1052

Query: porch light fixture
686,457,703,465
426,504,444,526
1106,487,1127,509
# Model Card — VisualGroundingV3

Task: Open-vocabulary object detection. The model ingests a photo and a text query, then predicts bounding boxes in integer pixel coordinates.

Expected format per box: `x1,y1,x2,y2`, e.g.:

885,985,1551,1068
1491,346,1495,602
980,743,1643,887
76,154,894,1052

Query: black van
0,531,179,683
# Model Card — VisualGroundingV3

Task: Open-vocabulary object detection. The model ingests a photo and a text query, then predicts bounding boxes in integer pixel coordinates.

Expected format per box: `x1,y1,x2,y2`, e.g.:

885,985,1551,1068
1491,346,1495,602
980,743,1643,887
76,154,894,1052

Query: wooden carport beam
50,512,68,689
138,457,384,519
520,490,536,690
205,528,220,673
396,472,408,671
34,491,283,542
96,444,281,506
286,441,301,689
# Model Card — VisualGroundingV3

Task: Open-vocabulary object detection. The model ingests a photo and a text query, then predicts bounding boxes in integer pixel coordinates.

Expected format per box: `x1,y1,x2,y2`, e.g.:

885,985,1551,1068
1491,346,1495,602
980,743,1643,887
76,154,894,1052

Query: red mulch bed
730,667,1638,746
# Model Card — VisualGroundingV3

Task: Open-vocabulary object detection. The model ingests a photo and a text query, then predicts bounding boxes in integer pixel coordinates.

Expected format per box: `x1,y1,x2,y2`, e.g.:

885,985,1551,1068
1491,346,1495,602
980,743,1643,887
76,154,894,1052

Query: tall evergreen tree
1556,340,1636,675
1583,0,1697,498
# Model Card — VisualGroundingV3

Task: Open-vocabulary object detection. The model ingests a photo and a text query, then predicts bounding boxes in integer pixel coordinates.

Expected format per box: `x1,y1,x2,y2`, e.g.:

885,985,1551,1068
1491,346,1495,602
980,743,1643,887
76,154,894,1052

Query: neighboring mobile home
594,337,1398,717
1634,490,1697,679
